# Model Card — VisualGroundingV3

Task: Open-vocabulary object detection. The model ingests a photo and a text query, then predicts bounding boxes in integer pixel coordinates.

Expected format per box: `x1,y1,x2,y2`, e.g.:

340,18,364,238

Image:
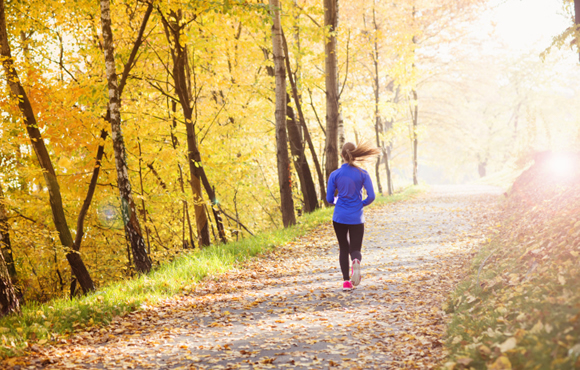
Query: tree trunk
286,94,318,213
75,2,153,253
383,148,393,195
0,184,16,283
99,0,151,273
478,161,487,177
338,113,345,151
1,0,96,293
373,73,382,194
281,31,326,204
270,0,296,227
411,89,419,186
372,5,383,195
574,0,580,60
185,115,211,247
170,101,196,249
0,185,19,316
160,9,227,246
383,118,394,196
0,183,21,311
323,0,340,181
410,6,419,186
281,31,318,212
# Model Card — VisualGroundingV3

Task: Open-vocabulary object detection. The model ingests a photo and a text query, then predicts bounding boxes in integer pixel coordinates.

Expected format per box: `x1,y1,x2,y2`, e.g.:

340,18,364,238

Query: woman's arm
362,172,375,206
326,173,336,205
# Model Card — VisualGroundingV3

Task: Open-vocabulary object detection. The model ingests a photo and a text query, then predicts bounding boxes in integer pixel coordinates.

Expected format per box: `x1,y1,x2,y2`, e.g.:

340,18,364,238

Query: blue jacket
326,163,375,224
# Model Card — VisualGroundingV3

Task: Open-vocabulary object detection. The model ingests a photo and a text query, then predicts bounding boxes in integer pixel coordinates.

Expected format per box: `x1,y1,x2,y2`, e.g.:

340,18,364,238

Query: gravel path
18,185,501,369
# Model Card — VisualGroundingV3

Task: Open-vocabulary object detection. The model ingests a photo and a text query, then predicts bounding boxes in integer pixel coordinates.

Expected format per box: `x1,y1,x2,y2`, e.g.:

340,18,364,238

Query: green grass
0,185,423,357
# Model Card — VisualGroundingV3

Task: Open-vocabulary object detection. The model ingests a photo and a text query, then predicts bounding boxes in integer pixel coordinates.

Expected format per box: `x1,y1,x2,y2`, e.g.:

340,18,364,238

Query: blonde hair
341,141,381,167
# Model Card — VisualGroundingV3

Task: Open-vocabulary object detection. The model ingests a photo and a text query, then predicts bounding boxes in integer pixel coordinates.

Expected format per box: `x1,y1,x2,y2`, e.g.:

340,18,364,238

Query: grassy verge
0,185,424,357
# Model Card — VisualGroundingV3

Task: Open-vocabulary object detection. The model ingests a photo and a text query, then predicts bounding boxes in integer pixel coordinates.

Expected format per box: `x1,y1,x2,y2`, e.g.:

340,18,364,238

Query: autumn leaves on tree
0,0,491,309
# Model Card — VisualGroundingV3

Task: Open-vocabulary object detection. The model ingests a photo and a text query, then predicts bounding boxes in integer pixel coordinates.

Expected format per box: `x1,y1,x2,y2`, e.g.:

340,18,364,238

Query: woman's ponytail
341,141,381,167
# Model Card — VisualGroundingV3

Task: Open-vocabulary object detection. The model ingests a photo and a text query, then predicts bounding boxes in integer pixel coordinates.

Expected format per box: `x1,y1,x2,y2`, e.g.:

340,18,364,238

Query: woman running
326,141,380,291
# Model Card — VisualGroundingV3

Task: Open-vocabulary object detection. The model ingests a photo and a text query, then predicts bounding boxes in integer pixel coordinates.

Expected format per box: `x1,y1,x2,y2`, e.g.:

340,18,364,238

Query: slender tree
575,0,580,62
282,31,327,203
0,184,16,283
0,182,19,314
410,88,419,186
286,97,318,213
75,2,153,253
410,5,419,186
0,0,96,292
382,117,394,195
281,31,318,213
270,0,296,227
0,184,18,315
371,3,383,194
99,0,152,273
160,9,228,246
324,0,340,180
169,101,196,249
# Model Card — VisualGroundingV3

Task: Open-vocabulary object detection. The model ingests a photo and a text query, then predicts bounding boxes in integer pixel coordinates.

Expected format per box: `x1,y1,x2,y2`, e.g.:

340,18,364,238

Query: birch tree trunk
75,2,153,253
0,0,96,292
337,113,345,151
411,89,419,186
270,0,296,227
410,6,419,186
99,0,151,273
324,0,340,180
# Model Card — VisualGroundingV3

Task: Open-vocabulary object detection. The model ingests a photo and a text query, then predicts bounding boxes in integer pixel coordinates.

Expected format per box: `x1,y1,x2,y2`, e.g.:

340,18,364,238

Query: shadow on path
19,185,501,369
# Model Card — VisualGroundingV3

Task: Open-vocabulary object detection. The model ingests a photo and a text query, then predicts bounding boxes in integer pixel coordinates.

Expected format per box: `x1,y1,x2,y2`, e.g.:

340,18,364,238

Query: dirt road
19,185,501,369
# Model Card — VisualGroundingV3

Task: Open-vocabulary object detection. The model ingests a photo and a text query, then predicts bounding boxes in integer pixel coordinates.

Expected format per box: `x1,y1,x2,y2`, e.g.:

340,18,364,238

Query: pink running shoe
342,281,353,291
351,259,361,286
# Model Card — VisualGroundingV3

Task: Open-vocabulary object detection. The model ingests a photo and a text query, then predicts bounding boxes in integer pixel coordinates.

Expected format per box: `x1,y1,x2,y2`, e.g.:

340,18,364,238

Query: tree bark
323,0,340,181
383,148,393,195
281,31,326,204
337,113,345,151
1,0,96,293
170,101,195,248
286,95,318,213
99,0,151,273
410,7,419,186
478,160,487,178
574,0,580,60
270,0,296,227
411,89,419,186
0,183,20,312
281,32,318,212
0,172,19,314
0,246,19,317
372,5,383,195
0,184,16,283
75,2,153,253
383,119,394,196
162,10,210,247
160,9,227,245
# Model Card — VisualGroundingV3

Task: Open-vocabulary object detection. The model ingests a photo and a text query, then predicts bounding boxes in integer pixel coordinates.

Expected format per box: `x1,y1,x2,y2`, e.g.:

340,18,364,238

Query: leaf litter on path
10,185,501,369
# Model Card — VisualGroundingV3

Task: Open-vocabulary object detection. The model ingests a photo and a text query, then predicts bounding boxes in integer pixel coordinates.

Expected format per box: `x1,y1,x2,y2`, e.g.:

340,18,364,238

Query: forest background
0,0,578,308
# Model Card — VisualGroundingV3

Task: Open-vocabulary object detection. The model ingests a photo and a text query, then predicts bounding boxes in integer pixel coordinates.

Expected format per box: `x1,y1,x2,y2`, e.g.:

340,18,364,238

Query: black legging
333,221,364,281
